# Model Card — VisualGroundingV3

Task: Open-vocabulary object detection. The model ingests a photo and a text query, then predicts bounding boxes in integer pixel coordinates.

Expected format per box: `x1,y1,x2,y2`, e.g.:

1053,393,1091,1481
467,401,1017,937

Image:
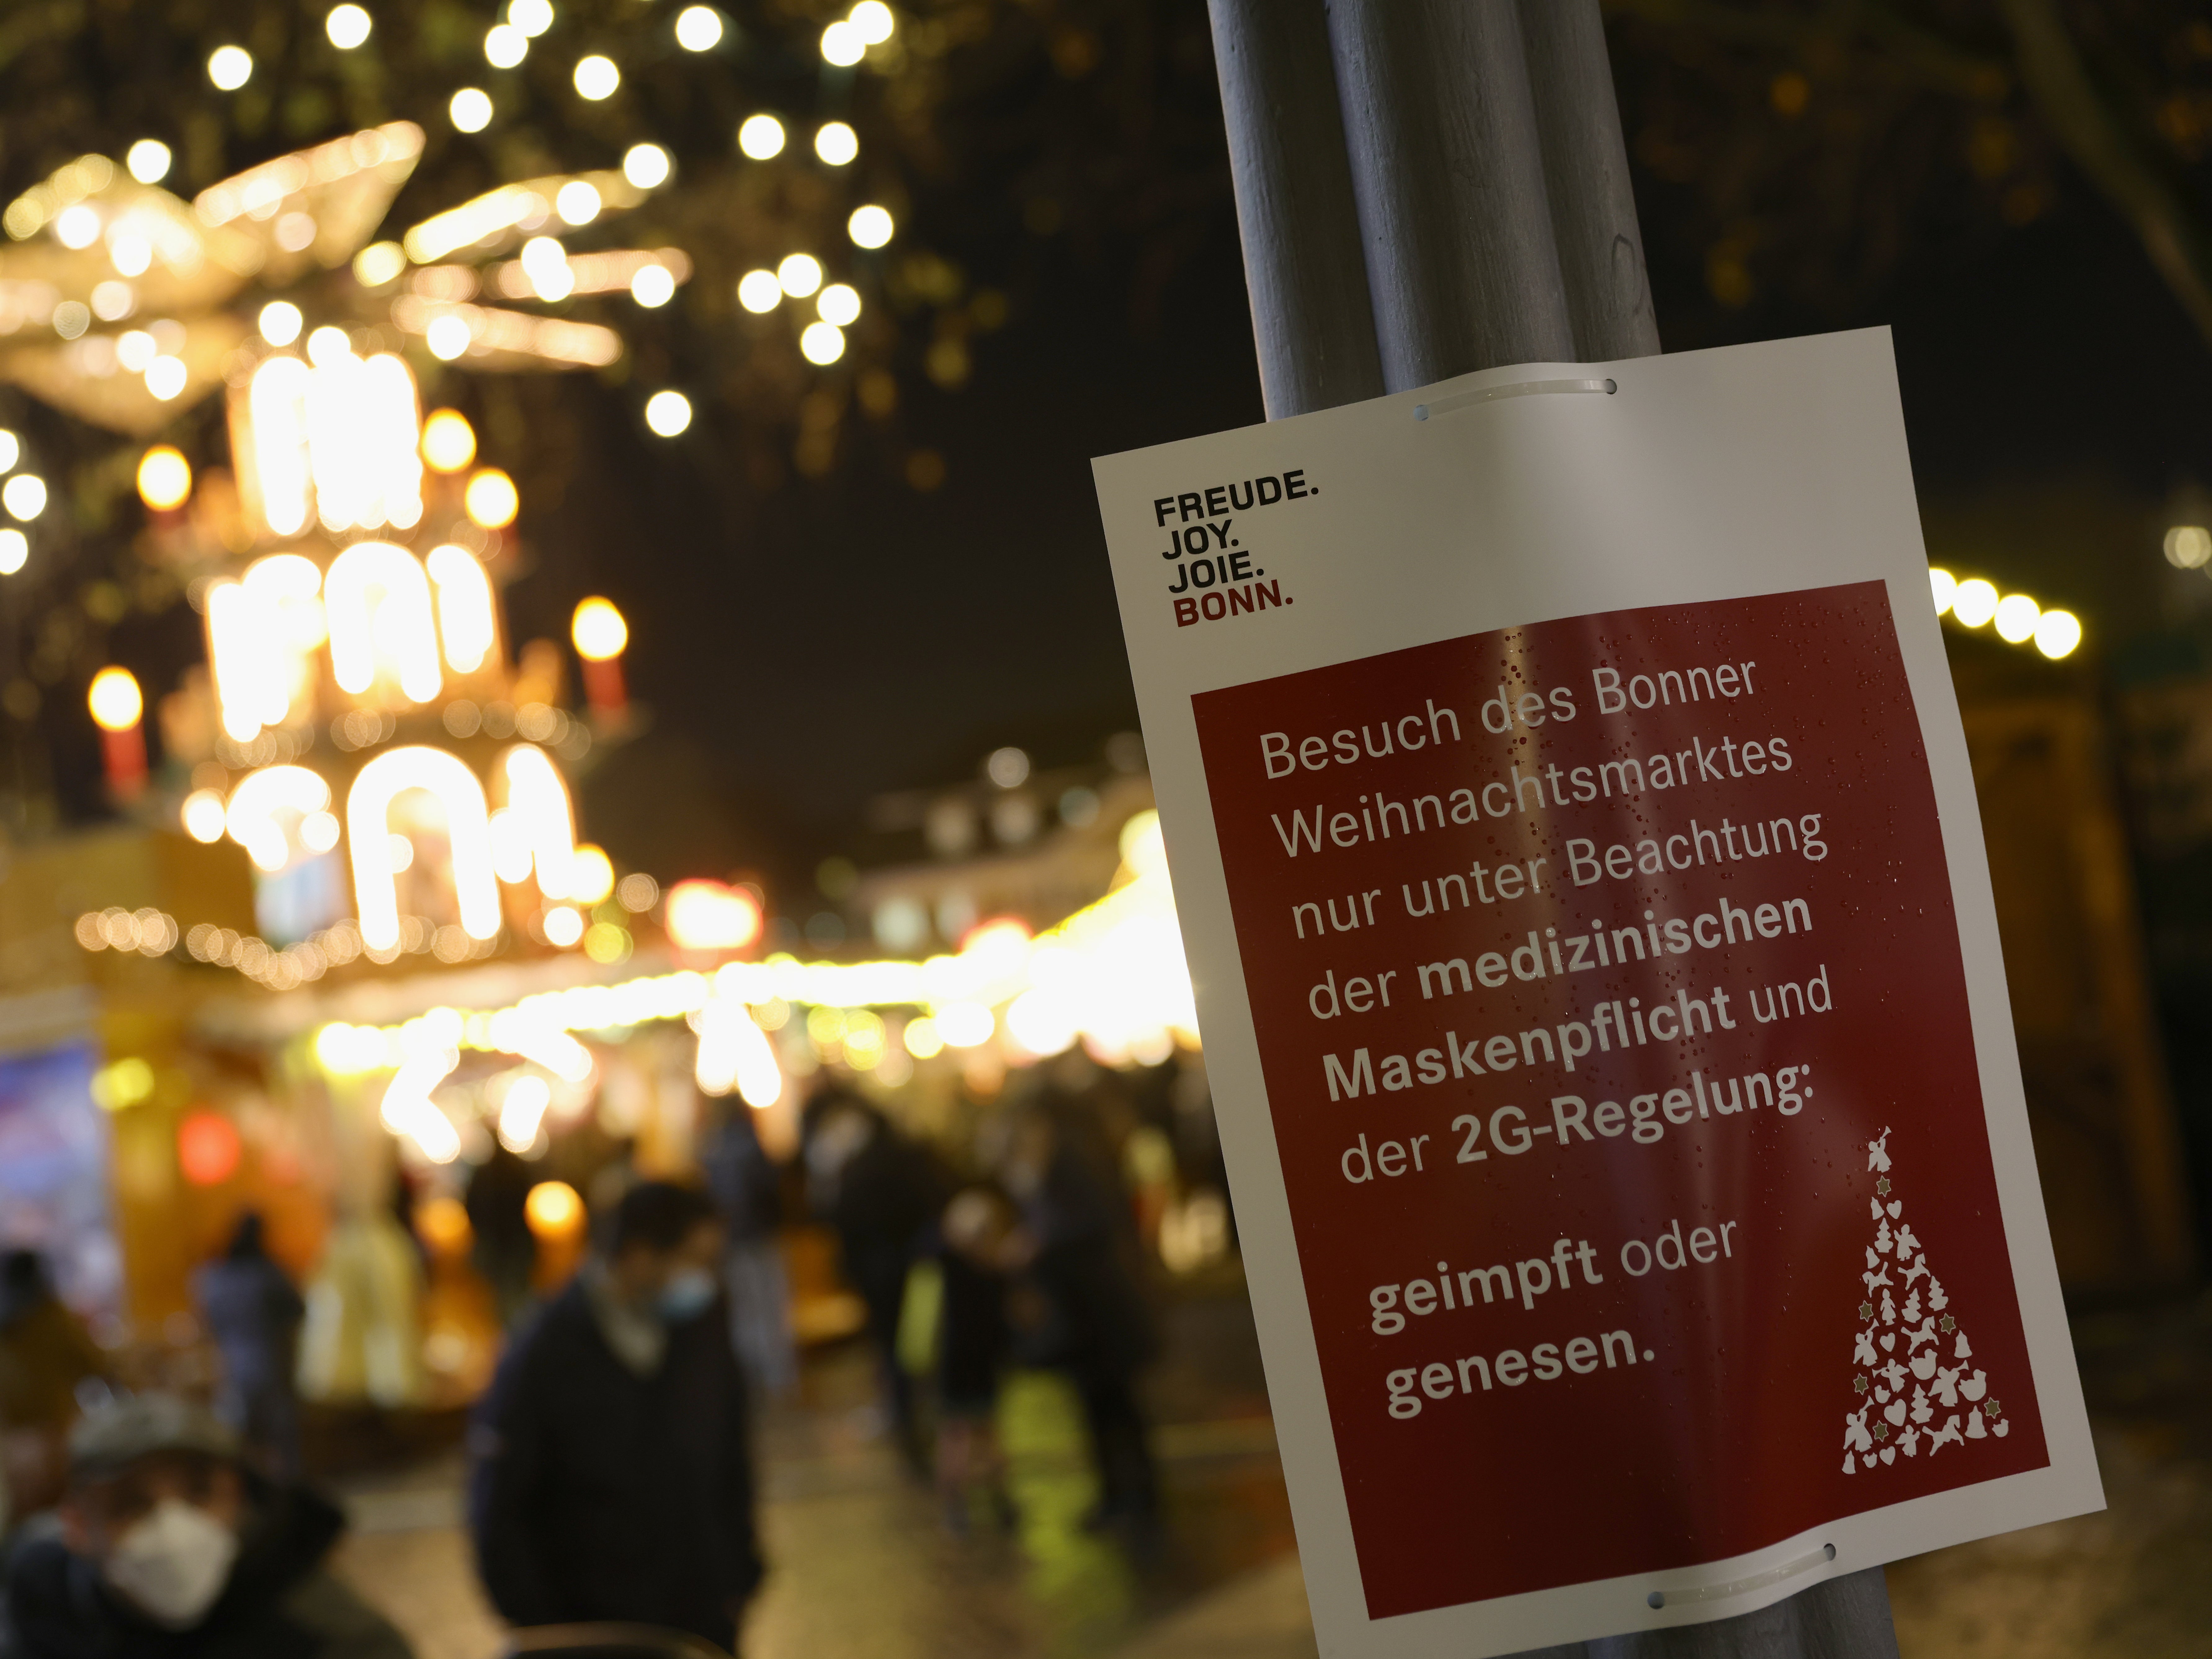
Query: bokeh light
571,597,629,660
136,446,191,511
326,5,372,48
800,322,845,364
815,122,859,165
675,6,723,50
1949,578,1999,628
450,88,494,132
737,270,782,312
851,2,895,44
623,144,671,189
3,475,47,520
644,391,692,436
88,667,143,732
182,789,228,843
738,114,786,159
465,468,519,528
778,253,822,297
208,46,253,89
125,140,172,184
259,300,303,346
848,204,894,248
574,55,620,99
421,409,477,472
2034,609,2082,660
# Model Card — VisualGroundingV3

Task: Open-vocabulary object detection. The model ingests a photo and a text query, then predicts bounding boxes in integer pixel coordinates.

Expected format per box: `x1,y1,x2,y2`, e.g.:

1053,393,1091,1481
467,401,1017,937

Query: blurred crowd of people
0,1053,1224,1657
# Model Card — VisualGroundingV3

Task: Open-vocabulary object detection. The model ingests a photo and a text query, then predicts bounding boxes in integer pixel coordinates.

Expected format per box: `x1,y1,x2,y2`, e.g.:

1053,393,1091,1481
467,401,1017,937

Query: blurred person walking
191,1214,307,1482
463,1146,536,1328
701,1101,796,1398
4,1392,410,1658
932,1188,1019,1535
0,1250,109,1530
468,1182,761,1652
805,1093,943,1460
1002,1110,1161,1532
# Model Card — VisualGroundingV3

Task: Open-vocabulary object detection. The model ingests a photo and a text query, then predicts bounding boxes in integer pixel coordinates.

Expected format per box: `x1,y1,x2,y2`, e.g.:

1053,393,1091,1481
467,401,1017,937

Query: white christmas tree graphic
1842,1129,2009,1474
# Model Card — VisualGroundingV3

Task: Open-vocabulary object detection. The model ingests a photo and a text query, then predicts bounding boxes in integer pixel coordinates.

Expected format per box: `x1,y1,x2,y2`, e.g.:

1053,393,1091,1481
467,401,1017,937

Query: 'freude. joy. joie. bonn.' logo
1151,467,1316,629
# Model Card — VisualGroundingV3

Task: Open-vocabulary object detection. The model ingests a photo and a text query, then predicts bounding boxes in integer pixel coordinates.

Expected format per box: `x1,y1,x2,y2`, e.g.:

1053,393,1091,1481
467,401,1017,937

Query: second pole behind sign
1204,2,1901,1652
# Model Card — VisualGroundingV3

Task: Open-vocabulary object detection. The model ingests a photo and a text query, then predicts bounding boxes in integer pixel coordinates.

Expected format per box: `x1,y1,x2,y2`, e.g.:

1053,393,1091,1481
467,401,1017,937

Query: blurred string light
485,24,527,68
800,322,844,364
574,56,620,100
821,20,864,65
510,0,555,35
622,144,671,189
1929,567,2080,660
355,241,407,286
3,474,46,520
555,180,601,224
326,5,372,48
0,430,15,471
848,204,893,248
311,811,1201,1123
125,140,171,184
0,532,25,575
208,46,253,89
736,269,782,313
817,284,860,326
737,114,785,159
815,122,858,166
259,300,303,346
851,2,895,44
675,7,723,50
450,88,494,132
644,390,691,436
777,253,822,297
630,264,675,307
2163,524,2211,570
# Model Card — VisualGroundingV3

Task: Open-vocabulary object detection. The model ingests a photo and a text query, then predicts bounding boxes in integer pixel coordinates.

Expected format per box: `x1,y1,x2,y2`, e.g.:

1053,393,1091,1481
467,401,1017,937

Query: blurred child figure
934,1188,1017,1535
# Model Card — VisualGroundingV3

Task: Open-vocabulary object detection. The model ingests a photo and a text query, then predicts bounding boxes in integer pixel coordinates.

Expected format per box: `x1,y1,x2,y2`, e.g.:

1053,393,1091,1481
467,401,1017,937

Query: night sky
538,117,2212,894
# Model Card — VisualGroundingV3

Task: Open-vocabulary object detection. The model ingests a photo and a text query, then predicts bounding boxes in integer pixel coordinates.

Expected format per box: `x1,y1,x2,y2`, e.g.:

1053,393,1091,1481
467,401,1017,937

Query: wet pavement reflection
329,1290,2212,1659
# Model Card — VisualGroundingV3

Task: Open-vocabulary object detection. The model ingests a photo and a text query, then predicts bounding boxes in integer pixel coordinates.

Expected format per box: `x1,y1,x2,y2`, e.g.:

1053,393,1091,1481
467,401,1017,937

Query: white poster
1091,330,2101,1655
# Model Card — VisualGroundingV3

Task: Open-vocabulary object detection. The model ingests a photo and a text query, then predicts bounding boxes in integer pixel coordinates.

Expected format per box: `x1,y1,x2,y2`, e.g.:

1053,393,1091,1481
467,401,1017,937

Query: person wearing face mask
2,1392,411,1658
467,1181,761,1652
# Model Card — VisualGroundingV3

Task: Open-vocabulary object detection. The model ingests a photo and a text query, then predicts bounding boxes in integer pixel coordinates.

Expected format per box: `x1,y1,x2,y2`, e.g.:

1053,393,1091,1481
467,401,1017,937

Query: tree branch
1995,0,2212,351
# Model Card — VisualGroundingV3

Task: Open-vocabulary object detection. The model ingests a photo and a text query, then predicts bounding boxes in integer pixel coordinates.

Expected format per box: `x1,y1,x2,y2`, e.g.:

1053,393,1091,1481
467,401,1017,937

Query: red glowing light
177,1111,242,1187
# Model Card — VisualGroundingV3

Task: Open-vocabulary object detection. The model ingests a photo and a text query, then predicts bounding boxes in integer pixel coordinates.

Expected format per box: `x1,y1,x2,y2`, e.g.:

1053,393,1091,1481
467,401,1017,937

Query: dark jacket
467,1278,761,1647
4,1484,409,1659
1024,1147,1158,1383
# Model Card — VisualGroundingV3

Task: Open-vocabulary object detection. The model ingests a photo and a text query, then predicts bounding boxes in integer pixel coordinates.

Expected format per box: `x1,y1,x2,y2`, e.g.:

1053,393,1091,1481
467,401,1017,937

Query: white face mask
104,1498,239,1629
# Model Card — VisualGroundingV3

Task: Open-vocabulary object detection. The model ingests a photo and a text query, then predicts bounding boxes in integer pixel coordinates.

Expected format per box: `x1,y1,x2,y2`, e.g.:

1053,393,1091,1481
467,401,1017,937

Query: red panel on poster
1189,583,2043,1617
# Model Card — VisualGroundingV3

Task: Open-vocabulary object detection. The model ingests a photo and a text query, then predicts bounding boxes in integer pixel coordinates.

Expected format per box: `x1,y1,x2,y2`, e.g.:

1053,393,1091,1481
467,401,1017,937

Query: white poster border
1090,329,2103,1657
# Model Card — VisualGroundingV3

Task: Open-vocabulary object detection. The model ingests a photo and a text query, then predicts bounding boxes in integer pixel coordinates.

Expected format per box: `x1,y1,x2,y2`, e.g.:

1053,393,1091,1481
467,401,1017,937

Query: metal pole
1204,2,1910,1653
1207,0,1384,419
1514,0,1661,360
1320,0,1575,388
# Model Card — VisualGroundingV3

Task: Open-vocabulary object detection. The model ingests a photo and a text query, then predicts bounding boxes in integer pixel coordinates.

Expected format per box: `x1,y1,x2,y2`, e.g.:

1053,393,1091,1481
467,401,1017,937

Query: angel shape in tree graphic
1842,1129,2010,1474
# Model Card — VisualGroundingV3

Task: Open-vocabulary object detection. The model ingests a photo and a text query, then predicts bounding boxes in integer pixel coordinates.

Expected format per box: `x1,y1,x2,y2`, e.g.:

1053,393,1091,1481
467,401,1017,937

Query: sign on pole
1092,330,2101,1655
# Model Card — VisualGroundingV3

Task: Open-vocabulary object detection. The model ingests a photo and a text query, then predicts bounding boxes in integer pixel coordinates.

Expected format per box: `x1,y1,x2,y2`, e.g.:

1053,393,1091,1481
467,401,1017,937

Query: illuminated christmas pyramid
1842,1129,2009,1473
